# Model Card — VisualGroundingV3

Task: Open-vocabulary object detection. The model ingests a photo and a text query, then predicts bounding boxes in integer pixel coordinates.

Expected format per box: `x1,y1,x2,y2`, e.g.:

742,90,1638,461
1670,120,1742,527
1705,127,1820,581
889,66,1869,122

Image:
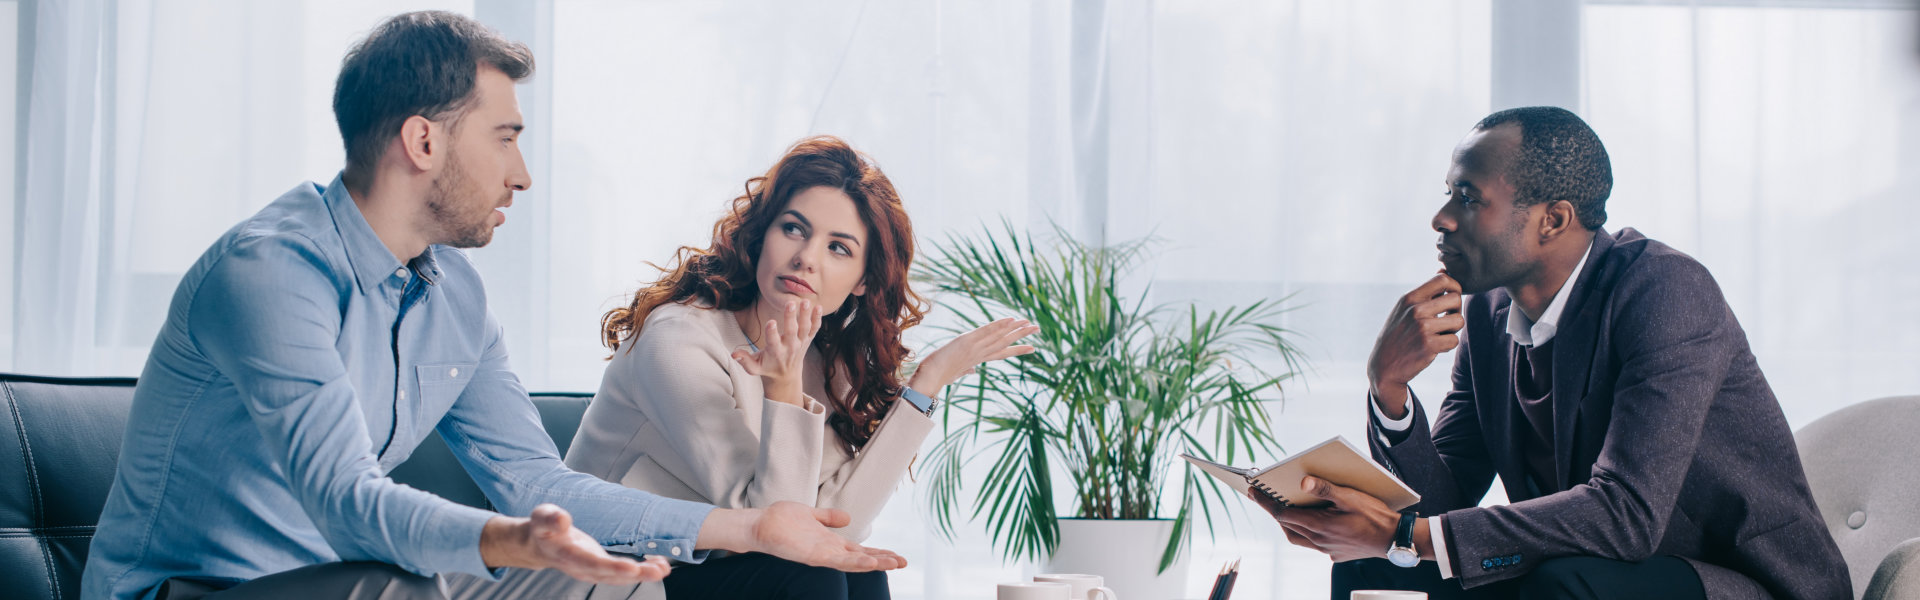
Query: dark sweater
1512,338,1557,493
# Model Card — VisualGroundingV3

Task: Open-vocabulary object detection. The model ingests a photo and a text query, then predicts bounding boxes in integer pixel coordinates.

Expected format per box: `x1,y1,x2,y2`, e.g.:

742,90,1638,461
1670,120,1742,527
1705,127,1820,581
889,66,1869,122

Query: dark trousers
664,552,889,600
1332,555,1705,600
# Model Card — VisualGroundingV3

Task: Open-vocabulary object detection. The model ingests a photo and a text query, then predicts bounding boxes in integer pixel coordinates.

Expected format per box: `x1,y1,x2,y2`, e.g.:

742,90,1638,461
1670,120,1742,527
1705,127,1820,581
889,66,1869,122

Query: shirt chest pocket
415,362,478,416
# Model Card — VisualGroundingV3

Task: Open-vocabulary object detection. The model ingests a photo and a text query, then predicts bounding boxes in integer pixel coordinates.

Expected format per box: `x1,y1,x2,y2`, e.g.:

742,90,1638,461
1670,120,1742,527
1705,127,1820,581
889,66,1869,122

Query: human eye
781,222,805,237
830,242,852,257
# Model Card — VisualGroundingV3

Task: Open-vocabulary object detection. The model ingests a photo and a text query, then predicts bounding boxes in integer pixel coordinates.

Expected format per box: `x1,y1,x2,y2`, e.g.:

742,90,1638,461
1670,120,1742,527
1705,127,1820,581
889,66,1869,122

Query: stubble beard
425,150,501,249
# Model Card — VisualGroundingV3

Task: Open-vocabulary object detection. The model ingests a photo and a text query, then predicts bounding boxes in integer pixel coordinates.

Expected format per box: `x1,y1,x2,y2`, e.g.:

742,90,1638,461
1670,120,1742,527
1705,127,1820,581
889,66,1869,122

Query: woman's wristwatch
1386,512,1419,567
901,387,940,416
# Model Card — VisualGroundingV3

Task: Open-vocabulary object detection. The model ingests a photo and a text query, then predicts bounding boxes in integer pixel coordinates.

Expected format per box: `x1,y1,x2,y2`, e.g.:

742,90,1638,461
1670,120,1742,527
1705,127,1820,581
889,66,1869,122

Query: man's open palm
483,504,672,584
751,502,908,572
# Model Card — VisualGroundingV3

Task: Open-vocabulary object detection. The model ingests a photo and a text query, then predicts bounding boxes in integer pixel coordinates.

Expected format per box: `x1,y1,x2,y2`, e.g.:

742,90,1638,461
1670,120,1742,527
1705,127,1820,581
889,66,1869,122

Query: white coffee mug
999,581,1073,600
1034,573,1119,600
1351,591,1427,600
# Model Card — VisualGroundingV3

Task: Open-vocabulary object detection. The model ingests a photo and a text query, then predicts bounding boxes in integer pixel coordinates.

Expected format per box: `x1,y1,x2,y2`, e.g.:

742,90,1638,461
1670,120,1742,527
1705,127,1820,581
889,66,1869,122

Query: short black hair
332,11,533,187
1475,106,1612,230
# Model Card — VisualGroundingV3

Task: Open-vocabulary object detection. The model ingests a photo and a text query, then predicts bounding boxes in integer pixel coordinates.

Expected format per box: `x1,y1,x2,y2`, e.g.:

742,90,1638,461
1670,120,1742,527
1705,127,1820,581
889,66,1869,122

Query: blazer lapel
1550,229,1614,490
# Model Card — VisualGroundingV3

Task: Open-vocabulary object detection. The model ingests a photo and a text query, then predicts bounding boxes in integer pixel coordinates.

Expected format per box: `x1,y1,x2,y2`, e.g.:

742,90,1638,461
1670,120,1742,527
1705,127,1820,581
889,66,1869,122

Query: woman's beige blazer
564,301,934,544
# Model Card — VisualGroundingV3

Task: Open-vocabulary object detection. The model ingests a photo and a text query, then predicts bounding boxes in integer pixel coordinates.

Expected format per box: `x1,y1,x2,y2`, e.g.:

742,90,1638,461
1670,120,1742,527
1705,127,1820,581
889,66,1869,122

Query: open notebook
1181,436,1420,510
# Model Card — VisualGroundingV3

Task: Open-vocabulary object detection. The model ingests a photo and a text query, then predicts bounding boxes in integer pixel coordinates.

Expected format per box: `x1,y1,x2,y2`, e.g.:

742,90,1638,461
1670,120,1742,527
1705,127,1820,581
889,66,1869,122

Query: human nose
790,242,820,272
1431,202,1456,234
508,144,532,192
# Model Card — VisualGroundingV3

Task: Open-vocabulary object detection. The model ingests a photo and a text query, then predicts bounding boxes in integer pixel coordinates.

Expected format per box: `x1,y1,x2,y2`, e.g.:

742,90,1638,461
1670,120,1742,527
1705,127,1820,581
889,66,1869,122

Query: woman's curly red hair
601,136,927,449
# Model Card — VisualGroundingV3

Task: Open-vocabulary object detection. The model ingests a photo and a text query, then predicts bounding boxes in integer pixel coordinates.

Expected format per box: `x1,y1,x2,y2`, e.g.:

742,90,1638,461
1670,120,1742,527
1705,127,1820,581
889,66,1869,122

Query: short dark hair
333,11,533,187
1475,106,1612,230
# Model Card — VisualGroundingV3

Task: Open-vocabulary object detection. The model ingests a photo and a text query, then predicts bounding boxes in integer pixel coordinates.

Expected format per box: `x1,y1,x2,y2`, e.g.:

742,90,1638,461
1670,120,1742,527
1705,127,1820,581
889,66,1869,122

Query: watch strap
1394,511,1417,550
901,387,938,416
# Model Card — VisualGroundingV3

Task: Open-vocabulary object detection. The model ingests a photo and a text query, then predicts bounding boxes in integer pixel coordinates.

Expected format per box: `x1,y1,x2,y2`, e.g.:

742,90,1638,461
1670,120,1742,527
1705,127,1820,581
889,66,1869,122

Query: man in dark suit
1254,107,1850,600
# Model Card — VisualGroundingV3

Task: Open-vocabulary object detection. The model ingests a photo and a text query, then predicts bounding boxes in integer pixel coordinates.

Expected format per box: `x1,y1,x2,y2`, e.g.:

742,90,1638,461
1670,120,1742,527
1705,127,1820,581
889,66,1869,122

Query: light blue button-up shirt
82,175,713,600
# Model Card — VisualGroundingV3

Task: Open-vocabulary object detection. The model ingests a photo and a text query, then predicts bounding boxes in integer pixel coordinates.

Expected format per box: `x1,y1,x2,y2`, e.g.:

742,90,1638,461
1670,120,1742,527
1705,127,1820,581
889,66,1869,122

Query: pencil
1205,561,1230,600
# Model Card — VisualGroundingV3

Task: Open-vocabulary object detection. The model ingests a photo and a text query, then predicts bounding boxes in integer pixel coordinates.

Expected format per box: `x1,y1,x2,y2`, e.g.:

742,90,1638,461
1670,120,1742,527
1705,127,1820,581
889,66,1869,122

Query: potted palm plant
916,222,1306,597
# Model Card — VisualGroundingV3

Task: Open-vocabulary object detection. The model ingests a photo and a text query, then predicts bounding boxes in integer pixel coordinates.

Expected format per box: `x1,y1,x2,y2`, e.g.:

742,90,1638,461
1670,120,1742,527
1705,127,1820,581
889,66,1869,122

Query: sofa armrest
1864,537,1920,600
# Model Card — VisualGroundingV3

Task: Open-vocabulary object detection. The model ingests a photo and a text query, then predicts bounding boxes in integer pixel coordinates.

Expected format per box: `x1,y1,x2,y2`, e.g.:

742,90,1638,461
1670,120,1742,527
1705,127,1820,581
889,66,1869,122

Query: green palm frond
915,220,1307,572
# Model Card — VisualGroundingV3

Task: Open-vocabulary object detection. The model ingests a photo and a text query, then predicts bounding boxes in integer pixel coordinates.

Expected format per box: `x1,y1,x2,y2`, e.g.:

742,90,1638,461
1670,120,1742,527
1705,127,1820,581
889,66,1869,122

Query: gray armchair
1796,395,1920,600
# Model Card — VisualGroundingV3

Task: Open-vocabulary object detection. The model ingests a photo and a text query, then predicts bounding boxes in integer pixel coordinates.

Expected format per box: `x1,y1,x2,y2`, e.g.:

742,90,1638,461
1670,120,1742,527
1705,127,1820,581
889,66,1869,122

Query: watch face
1386,547,1420,568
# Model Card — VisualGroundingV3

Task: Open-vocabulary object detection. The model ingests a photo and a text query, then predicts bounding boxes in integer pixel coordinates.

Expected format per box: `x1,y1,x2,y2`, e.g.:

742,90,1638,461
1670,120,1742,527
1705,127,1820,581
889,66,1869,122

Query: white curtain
7,0,473,375
13,0,111,375
1582,3,1920,424
7,1,1918,599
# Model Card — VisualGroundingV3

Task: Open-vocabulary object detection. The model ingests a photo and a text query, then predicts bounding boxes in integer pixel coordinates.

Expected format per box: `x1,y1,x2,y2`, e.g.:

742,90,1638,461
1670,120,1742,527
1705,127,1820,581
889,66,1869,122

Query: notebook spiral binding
1250,478,1290,508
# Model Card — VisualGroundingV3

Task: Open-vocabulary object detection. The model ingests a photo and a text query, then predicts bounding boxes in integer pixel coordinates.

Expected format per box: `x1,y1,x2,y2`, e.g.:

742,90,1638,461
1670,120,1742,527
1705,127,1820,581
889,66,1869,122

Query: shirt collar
1507,237,1595,347
323,172,442,291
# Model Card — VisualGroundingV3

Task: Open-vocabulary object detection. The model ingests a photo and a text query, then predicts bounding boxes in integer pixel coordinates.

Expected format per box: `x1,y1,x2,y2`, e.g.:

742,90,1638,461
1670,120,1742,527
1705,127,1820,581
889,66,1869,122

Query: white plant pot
1046,518,1191,600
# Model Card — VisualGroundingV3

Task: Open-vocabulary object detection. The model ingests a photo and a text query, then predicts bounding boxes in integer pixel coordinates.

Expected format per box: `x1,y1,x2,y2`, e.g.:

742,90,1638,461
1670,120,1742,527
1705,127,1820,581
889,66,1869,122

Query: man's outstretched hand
698,501,908,572
1252,477,1424,563
480,504,673,584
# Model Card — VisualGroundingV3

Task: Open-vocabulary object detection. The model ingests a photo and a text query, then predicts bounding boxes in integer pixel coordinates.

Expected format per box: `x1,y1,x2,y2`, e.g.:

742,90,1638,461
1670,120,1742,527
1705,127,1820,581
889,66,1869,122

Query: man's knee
1331,558,1474,600
1514,557,1600,600
351,564,445,599
209,562,446,600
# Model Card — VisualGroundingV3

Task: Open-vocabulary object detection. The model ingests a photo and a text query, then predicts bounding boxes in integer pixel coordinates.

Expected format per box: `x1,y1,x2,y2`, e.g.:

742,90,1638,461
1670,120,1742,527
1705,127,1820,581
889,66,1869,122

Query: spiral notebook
1181,436,1420,511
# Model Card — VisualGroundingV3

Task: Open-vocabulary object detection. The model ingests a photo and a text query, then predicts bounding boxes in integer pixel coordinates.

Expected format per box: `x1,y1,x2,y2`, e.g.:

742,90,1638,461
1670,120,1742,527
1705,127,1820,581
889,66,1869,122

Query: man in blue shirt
81,11,905,600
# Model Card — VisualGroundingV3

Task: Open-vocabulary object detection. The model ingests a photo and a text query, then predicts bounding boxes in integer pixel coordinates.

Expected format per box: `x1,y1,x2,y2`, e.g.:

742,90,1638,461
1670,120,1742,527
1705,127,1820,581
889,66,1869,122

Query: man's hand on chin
1251,477,1406,563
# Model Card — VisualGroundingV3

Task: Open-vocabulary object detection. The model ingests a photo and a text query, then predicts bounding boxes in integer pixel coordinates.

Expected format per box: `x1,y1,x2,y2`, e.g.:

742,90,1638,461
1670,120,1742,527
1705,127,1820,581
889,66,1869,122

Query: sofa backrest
1,375,137,600
386,393,592,510
0,373,592,600
1796,395,1920,599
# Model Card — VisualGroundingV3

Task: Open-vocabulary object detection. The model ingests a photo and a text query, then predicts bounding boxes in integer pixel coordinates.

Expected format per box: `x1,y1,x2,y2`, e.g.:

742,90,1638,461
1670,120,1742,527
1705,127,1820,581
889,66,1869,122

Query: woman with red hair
566,136,1035,599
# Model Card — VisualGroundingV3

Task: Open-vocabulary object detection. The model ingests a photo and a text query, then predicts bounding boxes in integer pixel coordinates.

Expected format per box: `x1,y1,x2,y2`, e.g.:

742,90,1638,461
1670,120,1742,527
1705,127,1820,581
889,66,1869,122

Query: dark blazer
1371,228,1850,600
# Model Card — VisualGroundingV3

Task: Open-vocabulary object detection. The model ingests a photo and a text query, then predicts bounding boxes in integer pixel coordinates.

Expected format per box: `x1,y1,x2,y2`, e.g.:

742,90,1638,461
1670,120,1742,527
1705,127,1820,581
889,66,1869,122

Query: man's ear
1539,200,1578,242
396,115,440,172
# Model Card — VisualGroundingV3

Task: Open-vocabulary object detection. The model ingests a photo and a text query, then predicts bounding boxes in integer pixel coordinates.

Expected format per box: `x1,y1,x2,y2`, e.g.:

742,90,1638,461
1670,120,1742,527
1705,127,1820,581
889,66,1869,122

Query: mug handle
1088,586,1118,600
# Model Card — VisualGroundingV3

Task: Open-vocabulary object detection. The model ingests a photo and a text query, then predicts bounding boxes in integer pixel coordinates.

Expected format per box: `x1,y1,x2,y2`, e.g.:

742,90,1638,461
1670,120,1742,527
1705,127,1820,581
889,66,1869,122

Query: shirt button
449,367,460,378
395,268,409,278
646,542,657,549
398,390,407,401
670,546,682,556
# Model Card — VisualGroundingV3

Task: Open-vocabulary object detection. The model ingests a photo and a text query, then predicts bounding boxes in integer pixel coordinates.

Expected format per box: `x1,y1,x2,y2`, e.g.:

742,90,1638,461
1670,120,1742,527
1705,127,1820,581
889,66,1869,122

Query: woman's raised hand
731,299,825,407
908,317,1040,398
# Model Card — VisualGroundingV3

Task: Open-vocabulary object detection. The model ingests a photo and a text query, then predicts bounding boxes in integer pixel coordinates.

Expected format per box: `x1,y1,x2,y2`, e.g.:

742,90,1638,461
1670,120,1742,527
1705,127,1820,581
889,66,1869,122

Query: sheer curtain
6,1,1919,599
1581,2,1920,424
6,0,473,376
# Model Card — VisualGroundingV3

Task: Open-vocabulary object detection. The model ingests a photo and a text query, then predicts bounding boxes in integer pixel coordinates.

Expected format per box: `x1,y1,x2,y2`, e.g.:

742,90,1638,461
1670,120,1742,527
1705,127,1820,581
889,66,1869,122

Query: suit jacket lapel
1551,229,1614,490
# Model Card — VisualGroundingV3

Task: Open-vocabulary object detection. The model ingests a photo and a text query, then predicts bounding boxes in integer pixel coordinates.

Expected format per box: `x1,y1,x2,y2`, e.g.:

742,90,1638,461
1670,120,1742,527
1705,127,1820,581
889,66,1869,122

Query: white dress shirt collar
1506,237,1595,348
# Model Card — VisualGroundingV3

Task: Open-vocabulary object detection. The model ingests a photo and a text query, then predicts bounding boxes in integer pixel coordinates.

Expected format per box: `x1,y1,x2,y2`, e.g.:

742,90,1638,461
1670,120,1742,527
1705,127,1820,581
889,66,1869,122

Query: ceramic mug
999,582,1074,600
1033,573,1118,600
1351,591,1427,600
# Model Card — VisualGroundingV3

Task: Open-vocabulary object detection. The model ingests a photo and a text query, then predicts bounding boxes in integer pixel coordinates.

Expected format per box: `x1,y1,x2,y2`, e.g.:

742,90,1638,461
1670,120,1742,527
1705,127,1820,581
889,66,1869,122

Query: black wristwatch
1386,512,1419,567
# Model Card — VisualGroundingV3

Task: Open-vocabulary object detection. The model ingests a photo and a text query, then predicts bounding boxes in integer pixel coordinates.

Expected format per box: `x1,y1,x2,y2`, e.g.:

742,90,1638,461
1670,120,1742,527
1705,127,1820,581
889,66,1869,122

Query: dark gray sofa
0,373,592,600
